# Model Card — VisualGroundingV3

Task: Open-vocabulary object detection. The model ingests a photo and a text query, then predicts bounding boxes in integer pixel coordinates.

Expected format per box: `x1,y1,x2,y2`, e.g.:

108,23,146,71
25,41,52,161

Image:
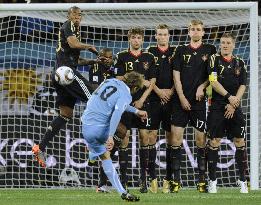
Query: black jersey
114,49,156,101
172,43,216,102
147,45,175,101
56,20,81,69
208,54,247,108
89,63,115,85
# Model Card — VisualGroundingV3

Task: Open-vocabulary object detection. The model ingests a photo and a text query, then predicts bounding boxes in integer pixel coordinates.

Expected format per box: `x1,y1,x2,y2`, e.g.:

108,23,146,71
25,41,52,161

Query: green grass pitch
0,188,261,205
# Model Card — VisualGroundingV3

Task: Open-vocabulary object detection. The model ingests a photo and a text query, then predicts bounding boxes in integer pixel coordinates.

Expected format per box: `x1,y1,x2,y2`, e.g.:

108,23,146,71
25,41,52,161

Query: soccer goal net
0,3,259,190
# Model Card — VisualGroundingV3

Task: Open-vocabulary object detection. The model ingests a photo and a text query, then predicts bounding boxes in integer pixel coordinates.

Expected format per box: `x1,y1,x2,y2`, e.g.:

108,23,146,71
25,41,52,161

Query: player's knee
208,138,221,149
59,105,73,118
148,130,158,144
116,123,127,139
233,138,245,148
172,135,183,146
195,136,206,148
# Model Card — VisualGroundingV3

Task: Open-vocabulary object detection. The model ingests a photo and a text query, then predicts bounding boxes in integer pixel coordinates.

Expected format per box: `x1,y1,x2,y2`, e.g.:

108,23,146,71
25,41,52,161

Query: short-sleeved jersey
89,63,116,85
81,78,135,136
208,54,247,108
172,43,216,102
114,49,156,101
56,20,81,69
147,45,175,101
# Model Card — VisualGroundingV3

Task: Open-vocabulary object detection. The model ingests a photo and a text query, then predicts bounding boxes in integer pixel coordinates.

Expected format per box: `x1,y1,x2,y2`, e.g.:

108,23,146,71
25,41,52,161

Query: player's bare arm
133,78,156,109
67,36,98,54
196,80,209,101
235,85,246,101
153,84,170,104
78,57,98,65
173,70,191,110
210,80,239,108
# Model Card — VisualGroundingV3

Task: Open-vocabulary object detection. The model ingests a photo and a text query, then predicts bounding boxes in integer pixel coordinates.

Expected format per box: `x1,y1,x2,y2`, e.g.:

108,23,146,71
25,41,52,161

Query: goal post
0,2,259,190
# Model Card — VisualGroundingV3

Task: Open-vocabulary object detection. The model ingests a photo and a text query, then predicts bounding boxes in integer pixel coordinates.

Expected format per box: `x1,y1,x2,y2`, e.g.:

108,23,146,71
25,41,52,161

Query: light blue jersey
81,78,137,160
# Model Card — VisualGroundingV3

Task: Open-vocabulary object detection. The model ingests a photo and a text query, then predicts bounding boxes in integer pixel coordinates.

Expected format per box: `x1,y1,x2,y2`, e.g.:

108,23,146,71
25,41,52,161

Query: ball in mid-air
55,66,74,85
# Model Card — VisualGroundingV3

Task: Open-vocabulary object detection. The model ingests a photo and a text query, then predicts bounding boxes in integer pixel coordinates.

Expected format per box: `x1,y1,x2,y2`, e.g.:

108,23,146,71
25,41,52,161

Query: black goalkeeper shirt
56,20,81,69
172,43,216,103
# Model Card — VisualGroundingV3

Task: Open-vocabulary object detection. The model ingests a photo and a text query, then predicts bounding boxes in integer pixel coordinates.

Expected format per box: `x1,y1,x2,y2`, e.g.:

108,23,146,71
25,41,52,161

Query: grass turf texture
0,188,261,205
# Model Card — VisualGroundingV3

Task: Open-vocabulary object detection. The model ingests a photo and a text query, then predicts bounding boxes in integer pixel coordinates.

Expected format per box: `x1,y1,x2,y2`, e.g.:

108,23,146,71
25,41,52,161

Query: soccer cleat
96,185,110,193
121,192,140,202
237,180,249,193
197,181,208,193
208,179,217,193
169,181,181,193
149,178,158,193
32,144,46,168
171,181,181,193
139,179,148,193
162,179,170,193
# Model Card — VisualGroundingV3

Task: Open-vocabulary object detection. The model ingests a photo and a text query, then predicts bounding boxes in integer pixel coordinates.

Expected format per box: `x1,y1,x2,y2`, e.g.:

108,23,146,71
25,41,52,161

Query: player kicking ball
81,71,147,202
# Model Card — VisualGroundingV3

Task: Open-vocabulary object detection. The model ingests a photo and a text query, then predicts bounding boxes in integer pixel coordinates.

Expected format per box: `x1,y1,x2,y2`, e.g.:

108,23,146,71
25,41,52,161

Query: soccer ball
55,66,74,85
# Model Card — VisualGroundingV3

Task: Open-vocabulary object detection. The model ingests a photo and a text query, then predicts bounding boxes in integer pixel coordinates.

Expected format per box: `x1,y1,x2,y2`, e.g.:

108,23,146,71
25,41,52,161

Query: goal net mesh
0,8,257,188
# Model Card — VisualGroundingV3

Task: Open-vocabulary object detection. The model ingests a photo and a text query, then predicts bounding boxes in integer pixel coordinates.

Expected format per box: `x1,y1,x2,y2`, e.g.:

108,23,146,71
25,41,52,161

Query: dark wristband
224,93,231,100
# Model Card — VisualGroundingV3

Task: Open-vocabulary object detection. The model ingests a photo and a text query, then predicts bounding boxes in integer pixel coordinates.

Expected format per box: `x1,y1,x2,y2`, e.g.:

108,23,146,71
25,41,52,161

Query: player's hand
224,104,235,119
228,95,240,108
87,45,99,55
164,88,174,98
106,136,114,151
143,80,151,88
196,85,205,101
136,110,148,122
158,89,170,104
180,95,191,111
133,99,144,109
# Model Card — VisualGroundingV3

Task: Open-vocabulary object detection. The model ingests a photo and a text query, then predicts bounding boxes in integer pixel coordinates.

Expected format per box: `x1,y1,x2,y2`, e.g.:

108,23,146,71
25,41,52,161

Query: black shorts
52,69,94,108
120,101,160,130
207,108,246,140
171,103,206,132
146,101,172,132
120,112,134,130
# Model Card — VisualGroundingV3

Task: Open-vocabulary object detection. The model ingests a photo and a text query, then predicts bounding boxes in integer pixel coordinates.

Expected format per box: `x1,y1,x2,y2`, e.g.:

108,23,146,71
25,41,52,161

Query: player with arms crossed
32,6,98,167
82,71,147,202
207,33,248,194
147,24,175,193
115,27,156,193
171,20,216,193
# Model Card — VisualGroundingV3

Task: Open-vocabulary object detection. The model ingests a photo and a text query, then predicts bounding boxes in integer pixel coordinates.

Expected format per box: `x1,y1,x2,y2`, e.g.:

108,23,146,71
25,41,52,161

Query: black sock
148,144,156,180
119,147,128,183
39,115,69,152
206,146,218,181
166,144,172,180
98,165,107,187
140,145,149,182
172,145,181,182
197,147,206,182
235,147,246,182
